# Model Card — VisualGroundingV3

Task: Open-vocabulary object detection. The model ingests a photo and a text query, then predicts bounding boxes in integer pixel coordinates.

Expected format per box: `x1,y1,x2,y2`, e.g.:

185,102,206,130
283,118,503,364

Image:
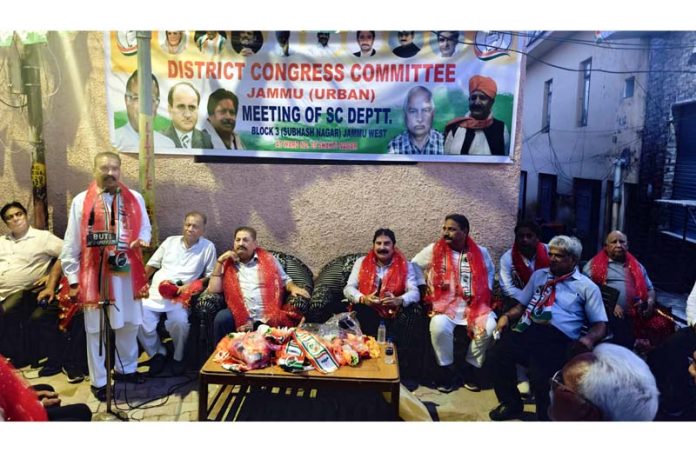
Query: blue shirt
515,267,607,340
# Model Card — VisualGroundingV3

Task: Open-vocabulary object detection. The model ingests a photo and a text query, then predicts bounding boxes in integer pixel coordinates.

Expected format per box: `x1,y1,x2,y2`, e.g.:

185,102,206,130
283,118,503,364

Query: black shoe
113,371,146,383
401,378,419,392
91,385,108,402
435,364,460,393
38,363,62,377
63,366,85,384
171,359,186,376
147,353,167,376
489,403,523,421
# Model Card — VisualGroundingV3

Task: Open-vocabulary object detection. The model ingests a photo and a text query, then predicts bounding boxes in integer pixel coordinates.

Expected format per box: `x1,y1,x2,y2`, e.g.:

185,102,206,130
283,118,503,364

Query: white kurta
60,188,151,334
60,187,151,386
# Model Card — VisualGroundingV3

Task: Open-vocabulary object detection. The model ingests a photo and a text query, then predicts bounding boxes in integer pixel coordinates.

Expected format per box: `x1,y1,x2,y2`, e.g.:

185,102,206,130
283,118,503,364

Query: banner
105,31,522,163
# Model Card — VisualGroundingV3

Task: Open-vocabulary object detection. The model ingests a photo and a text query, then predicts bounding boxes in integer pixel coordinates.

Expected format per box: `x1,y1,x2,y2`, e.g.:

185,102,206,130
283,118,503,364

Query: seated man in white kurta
138,212,216,376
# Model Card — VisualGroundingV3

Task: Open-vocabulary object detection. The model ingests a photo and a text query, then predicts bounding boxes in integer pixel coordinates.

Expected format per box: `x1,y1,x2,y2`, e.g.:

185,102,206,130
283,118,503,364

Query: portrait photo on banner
105,30,521,163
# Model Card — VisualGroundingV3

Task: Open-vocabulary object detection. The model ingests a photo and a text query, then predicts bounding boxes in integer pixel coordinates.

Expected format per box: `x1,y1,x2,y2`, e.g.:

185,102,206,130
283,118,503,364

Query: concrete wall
521,31,649,232
0,31,522,274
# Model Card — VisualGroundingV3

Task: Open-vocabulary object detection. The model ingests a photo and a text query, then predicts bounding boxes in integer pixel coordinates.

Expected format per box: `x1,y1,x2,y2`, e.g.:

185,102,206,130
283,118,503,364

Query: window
542,79,552,133
578,58,592,127
624,77,635,98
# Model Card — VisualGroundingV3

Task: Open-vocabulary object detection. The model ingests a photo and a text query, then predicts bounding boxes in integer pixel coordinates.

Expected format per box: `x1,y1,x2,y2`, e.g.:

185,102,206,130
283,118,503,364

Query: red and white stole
425,237,492,335
511,242,550,287
78,181,148,306
222,248,300,328
513,271,573,332
357,248,408,319
589,250,648,303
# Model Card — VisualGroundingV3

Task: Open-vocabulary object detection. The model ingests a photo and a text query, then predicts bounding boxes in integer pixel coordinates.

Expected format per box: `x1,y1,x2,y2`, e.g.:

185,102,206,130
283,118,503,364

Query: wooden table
198,343,400,421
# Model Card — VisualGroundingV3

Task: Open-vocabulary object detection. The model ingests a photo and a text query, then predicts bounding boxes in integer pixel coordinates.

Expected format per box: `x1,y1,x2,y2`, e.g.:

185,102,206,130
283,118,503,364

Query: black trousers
487,323,573,421
354,303,426,379
31,384,92,421
647,326,696,415
606,313,635,350
0,290,61,366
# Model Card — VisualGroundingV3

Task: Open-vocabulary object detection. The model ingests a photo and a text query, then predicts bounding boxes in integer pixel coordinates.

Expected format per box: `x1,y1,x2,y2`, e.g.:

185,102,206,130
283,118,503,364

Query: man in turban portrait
444,75,510,156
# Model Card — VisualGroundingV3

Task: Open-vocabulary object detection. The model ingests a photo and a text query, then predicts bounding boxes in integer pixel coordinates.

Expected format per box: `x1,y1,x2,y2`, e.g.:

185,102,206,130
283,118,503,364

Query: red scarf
511,242,550,287
0,355,48,421
357,248,408,319
425,237,492,335
78,181,148,306
589,250,648,304
222,247,300,329
447,115,494,130
514,270,574,332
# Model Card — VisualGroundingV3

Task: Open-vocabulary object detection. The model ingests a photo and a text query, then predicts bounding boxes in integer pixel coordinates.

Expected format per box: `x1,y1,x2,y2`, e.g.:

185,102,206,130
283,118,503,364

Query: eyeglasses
549,369,604,420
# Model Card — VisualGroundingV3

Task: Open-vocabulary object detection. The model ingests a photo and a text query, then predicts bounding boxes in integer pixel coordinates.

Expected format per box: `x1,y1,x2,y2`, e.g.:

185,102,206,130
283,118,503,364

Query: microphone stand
91,229,129,422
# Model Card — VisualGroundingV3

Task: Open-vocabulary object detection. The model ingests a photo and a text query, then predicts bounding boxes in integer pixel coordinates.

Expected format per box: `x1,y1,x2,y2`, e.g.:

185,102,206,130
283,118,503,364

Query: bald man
583,230,656,349
444,75,510,156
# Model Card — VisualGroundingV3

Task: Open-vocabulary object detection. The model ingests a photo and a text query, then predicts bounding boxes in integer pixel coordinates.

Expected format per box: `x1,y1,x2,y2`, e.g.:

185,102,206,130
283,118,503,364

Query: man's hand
495,314,510,334
288,285,310,299
33,275,50,288
35,390,61,408
577,335,595,351
218,250,239,264
361,290,380,306
130,239,149,249
380,292,403,308
689,352,696,384
36,287,55,303
613,304,624,319
238,320,254,333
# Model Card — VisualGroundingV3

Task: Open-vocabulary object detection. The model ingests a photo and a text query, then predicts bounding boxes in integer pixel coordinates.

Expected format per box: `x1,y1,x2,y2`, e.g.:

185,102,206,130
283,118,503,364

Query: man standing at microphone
61,151,151,401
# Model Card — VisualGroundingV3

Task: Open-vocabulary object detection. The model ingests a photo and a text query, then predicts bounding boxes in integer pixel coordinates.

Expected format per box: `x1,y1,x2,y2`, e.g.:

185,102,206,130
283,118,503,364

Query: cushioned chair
307,252,427,379
190,250,314,364
305,253,365,323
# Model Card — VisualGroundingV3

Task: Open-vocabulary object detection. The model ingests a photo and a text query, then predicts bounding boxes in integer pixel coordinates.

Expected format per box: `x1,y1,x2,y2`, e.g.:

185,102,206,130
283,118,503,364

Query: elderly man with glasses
548,343,658,421
487,235,607,421
114,70,176,151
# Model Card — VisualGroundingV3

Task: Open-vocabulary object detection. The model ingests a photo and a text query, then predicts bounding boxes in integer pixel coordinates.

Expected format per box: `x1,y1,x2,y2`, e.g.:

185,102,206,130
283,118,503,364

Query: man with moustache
388,86,443,155
138,212,216,376
202,88,244,150
499,220,549,303
310,31,339,58
353,30,376,57
412,214,496,393
392,31,421,58
162,82,213,149
583,230,656,349
436,31,459,57
343,229,424,376
0,201,64,371
488,235,607,421
114,71,175,151
60,151,151,401
207,227,310,341
444,75,510,156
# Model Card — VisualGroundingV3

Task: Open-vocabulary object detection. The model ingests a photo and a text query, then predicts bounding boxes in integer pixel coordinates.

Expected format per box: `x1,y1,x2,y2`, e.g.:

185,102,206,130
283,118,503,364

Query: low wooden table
198,343,400,421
